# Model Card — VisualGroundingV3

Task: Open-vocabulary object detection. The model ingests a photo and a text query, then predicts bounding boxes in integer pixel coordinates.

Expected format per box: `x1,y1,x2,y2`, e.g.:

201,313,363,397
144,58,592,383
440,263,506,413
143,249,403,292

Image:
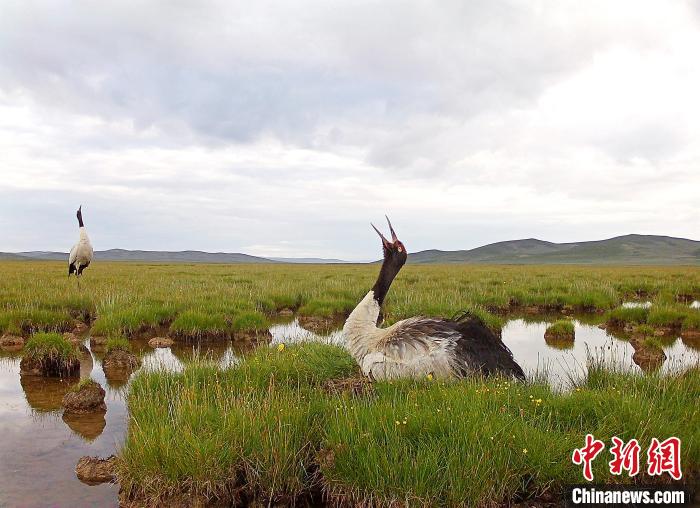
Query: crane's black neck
77,209,84,228
371,258,402,308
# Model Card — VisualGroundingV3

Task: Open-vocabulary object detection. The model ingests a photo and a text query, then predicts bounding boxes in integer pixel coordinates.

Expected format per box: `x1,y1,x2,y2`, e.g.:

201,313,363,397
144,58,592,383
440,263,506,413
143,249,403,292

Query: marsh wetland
0,262,699,506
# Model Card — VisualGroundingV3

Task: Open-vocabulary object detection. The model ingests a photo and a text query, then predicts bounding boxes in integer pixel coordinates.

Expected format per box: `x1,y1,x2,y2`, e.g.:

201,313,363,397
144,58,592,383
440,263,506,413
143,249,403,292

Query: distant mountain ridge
2,234,698,265
408,235,700,265
14,249,275,263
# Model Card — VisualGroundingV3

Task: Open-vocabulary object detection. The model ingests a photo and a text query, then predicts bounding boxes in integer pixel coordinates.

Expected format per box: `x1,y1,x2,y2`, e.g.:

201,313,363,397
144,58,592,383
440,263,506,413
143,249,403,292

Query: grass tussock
606,306,649,326
105,336,132,353
545,320,575,338
23,332,79,376
24,332,78,363
119,343,700,506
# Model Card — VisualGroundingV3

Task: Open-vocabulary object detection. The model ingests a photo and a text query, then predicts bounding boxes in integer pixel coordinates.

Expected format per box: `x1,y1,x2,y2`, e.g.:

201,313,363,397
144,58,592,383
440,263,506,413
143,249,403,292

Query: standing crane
68,206,93,287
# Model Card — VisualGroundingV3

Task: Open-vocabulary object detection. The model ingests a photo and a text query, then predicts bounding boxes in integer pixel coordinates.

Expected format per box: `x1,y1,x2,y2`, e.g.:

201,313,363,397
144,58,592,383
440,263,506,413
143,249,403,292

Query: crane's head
371,216,407,268
76,205,84,227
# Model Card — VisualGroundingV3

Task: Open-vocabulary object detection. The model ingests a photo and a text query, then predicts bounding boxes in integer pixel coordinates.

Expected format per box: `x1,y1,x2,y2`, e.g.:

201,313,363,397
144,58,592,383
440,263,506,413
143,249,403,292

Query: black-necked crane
68,206,93,286
343,217,525,381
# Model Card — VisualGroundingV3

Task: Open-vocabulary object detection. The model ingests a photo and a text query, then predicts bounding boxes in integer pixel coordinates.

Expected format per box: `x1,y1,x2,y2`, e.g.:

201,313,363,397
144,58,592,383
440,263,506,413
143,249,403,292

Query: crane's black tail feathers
68,263,76,276
450,309,488,327
450,310,526,381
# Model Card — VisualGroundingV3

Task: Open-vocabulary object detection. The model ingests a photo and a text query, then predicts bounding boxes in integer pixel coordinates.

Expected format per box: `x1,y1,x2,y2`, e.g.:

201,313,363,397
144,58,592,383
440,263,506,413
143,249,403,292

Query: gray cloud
0,0,698,258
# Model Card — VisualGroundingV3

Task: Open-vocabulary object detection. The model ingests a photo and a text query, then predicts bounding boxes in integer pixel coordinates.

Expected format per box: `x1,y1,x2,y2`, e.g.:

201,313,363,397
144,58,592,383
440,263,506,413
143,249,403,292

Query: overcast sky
1,1,698,260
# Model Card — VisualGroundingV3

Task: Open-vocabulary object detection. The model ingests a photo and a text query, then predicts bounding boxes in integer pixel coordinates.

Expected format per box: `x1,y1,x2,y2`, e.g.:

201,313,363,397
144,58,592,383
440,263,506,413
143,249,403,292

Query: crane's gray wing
384,316,525,380
379,318,459,363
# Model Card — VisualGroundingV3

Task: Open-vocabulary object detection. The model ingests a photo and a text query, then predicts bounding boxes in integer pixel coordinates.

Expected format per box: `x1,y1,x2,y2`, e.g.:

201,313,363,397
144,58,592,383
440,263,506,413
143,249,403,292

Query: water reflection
20,375,77,412
622,301,652,309
62,411,107,442
682,333,700,351
502,316,699,388
543,334,574,350
269,319,343,346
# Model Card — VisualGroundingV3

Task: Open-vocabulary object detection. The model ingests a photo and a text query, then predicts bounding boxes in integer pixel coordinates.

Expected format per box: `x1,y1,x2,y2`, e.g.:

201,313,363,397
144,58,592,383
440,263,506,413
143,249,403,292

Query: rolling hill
408,235,700,265
2,234,698,265
13,249,275,263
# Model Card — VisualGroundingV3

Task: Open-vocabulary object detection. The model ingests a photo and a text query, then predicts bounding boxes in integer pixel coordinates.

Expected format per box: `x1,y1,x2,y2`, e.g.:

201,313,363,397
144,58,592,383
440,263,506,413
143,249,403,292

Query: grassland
1,262,699,341
1,261,698,505
119,343,699,506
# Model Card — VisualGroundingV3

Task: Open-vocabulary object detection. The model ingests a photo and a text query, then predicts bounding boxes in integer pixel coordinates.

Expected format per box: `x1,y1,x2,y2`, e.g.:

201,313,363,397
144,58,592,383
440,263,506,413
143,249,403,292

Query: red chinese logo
572,433,606,481
609,436,640,477
647,437,682,480
572,435,682,481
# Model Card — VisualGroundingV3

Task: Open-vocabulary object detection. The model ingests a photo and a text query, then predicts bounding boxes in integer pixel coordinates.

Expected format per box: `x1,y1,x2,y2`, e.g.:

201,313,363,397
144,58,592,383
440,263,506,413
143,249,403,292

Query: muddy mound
298,315,343,334
148,337,174,348
62,380,106,414
632,348,666,372
103,349,141,384
629,336,667,372
72,321,89,334
233,329,272,343
63,332,83,346
76,455,116,485
103,349,141,370
0,335,25,351
90,336,108,353
19,356,80,377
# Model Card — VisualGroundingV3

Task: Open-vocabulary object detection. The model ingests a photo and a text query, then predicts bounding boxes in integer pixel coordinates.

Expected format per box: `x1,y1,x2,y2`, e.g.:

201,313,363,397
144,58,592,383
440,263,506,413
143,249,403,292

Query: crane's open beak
371,216,399,248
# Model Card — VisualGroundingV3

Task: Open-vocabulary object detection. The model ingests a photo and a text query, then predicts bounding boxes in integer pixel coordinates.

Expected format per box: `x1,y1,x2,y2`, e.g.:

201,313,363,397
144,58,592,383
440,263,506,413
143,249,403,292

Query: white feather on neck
343,290,382,362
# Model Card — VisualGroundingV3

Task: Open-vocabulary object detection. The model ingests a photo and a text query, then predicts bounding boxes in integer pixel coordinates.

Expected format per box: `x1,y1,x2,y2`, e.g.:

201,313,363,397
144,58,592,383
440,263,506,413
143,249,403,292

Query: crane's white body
69,227,93,275
343,290,458,380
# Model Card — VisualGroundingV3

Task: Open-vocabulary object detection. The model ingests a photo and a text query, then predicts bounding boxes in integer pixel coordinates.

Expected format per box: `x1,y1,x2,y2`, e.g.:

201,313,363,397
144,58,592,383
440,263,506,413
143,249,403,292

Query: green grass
23,332,79,375
1,263,698,343
169,310,228,339
605,306,649,326
24,332,78,362
545,320,575,338
647,305,689,328
105,336,132,353
119,343,699,506
3,309,73,335
231,311,268,332
298,297,356,318
642,337,665,350
682,311,700,330
634,324,656,336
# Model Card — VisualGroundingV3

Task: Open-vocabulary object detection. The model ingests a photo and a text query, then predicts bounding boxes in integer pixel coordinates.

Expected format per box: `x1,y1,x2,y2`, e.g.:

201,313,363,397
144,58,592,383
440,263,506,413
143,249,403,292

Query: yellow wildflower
277,343,285,352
